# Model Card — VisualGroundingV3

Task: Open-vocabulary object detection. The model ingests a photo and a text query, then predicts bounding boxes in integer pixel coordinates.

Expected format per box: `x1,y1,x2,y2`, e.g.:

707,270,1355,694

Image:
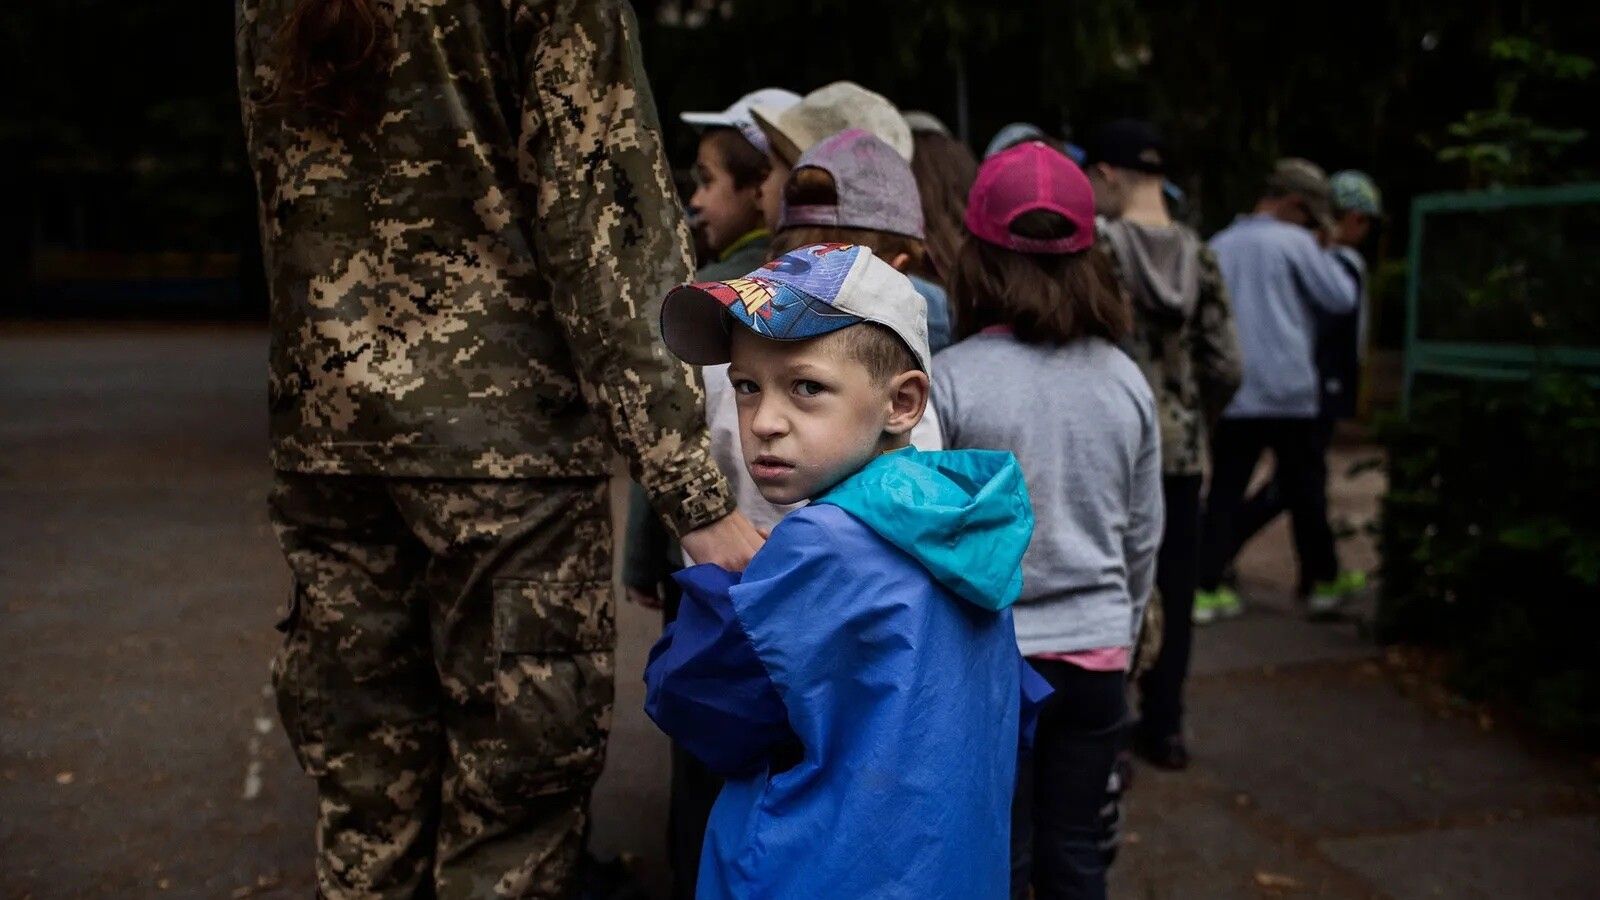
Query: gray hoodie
1101,218,1242,476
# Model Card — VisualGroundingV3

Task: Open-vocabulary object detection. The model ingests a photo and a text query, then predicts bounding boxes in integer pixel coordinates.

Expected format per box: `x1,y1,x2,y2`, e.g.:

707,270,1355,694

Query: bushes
1379,372,1600,745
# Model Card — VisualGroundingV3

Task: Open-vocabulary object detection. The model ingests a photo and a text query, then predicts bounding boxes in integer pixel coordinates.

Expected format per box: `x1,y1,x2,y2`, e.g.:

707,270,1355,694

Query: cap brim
661,276,869,367
749,106,801,166
680,111,737,129
661,285,736,366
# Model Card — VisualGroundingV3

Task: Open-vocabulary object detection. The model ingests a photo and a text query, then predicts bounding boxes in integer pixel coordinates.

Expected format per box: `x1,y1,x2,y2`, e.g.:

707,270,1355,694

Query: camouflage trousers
268,472,615,899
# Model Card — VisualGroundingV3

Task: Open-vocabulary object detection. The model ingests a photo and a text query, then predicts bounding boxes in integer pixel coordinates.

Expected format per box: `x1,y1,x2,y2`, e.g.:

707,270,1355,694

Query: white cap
750,81,914,166
680,88,802,157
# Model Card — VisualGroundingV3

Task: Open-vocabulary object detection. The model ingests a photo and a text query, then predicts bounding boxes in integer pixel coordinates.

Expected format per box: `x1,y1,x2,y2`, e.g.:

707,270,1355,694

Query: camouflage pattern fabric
236,0,732,538
270,471,614,899
1104,238,1242,476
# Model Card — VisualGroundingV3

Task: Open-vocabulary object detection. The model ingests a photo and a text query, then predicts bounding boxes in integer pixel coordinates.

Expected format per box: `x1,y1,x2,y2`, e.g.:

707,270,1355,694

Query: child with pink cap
935,141,1164,899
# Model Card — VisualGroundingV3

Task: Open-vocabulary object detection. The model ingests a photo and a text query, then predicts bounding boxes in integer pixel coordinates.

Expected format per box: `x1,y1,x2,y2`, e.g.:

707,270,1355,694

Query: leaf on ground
54,771,74,785
1254,870,1302,890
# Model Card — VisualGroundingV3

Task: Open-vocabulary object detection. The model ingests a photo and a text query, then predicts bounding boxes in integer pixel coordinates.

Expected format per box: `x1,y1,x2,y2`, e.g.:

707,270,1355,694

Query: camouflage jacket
1102,222,1242,476
236,0,733,536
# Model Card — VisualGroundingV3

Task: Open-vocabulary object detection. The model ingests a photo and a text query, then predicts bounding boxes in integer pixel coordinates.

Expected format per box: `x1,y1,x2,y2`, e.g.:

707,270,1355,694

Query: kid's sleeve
1123,392,1165,644
644,565,795,776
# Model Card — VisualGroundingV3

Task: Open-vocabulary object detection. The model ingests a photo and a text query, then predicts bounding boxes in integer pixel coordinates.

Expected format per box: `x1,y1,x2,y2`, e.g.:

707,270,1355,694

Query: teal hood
818,448,1034,610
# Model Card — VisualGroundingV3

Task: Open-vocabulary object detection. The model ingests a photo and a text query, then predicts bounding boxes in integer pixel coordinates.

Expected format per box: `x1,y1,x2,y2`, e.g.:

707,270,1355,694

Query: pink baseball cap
964,141,1096,254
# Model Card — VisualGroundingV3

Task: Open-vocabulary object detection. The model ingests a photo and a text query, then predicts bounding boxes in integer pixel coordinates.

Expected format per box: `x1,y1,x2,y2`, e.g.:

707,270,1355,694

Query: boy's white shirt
684,363,943,563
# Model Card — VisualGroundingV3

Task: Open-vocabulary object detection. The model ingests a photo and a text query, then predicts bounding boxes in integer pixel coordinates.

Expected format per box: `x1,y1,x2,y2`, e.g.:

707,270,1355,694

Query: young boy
646,242,1050,898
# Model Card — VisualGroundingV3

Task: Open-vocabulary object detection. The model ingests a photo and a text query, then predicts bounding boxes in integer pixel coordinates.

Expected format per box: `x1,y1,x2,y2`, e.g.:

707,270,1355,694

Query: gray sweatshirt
1208,214,1358,419
933,334,1164,656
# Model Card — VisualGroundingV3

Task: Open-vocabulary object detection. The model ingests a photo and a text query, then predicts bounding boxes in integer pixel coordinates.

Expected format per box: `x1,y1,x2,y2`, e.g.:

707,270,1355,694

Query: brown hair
909,130,978,283
828,322,921,381
704,127,772,191
275,0,394,126
768,167,927,270
949,210,1131,344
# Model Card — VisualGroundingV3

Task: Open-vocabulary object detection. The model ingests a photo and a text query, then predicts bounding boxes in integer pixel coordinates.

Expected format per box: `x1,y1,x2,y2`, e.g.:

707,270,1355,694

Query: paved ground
2,326,1596,899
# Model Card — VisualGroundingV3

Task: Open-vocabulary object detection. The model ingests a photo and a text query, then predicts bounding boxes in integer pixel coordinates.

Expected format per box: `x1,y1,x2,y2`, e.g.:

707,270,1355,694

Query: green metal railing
1403,183,1600,412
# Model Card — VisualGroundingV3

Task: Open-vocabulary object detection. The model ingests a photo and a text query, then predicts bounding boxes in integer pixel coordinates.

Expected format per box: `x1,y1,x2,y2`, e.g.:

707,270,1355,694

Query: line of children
633,81,1180,896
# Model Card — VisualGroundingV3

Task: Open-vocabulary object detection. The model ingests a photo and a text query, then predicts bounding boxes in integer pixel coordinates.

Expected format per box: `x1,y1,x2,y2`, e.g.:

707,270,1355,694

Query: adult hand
679,511,765,572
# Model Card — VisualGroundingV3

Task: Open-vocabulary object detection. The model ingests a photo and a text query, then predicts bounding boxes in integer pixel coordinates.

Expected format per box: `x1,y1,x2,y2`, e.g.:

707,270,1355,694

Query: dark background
6,0,1597,329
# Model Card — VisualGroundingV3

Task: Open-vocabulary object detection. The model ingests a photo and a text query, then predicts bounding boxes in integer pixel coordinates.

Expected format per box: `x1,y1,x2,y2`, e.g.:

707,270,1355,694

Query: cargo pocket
270,582,328,777
491,578,617,798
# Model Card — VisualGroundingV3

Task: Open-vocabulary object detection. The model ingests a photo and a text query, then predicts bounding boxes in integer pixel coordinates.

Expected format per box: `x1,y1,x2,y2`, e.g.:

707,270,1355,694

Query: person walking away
936,141,1164,900
1227,171,1382,602
1197,159,1359,623
647,242,1051,899
236,1,763,895
1085,119,1241,770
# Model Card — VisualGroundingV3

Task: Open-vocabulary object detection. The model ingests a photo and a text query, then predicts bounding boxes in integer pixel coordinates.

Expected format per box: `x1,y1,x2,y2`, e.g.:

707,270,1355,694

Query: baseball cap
660,243,931,373
779,129,924,239
1084,118,1168,175
1267,158,1337,231
1330,170,1383,217
964,141,1096,255
680,88,801,157
984,122,1048,160
750,82,913,167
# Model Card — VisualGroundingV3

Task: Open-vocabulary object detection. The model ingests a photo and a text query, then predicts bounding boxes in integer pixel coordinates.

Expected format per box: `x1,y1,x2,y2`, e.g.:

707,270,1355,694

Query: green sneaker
1194,587,1243,625
1332,570,1368,595
1307,570,1367,618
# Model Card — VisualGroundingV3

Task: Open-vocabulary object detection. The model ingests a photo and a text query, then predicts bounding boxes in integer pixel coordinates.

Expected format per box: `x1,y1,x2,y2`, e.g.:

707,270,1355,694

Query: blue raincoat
645,448,1052,899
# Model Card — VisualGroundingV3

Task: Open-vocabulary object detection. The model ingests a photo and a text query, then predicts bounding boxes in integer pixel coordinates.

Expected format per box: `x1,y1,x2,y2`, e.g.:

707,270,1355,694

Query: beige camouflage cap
751,81,913,167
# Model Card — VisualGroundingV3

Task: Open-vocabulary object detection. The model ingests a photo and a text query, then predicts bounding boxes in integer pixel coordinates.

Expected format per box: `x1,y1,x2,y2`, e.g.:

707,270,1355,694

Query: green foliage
1379,373,1600,745
1435,37,1594,188
1414,198,1600,345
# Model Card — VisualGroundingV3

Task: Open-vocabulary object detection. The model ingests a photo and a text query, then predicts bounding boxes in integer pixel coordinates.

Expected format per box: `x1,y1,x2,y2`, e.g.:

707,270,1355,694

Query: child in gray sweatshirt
934,140,1162,899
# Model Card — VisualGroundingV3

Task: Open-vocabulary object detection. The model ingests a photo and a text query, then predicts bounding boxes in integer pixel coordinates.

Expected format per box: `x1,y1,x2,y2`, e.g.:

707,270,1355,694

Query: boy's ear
883,370,930,436
889,252,911,272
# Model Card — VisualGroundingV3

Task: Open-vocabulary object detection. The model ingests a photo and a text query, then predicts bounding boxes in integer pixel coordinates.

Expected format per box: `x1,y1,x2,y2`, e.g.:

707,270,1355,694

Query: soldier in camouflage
1084,120,1241,770
237,0,761,895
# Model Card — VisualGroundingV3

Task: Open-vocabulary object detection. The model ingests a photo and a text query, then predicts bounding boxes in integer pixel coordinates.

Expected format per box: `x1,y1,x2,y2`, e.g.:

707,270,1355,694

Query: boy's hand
680,511,765,572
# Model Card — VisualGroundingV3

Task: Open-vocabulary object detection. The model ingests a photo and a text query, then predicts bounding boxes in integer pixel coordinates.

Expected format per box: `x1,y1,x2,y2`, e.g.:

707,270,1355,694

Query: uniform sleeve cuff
650,463,736,538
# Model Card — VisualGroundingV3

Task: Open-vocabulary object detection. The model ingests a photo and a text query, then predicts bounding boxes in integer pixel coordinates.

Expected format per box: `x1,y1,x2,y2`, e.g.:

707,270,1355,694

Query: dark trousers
1137,475,1201,740
1199,417,1338,593
1011,661,1129,900
668,744,720,899
1229,417,1337,594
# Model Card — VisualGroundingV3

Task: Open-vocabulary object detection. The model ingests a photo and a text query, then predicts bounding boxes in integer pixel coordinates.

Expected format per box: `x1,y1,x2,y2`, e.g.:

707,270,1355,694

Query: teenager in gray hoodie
1086,120,1241,770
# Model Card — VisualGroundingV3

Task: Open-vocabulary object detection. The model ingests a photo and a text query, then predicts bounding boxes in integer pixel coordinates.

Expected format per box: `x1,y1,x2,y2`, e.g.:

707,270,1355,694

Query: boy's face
691,136,762,253
758,155,792,232
727,328,927,505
